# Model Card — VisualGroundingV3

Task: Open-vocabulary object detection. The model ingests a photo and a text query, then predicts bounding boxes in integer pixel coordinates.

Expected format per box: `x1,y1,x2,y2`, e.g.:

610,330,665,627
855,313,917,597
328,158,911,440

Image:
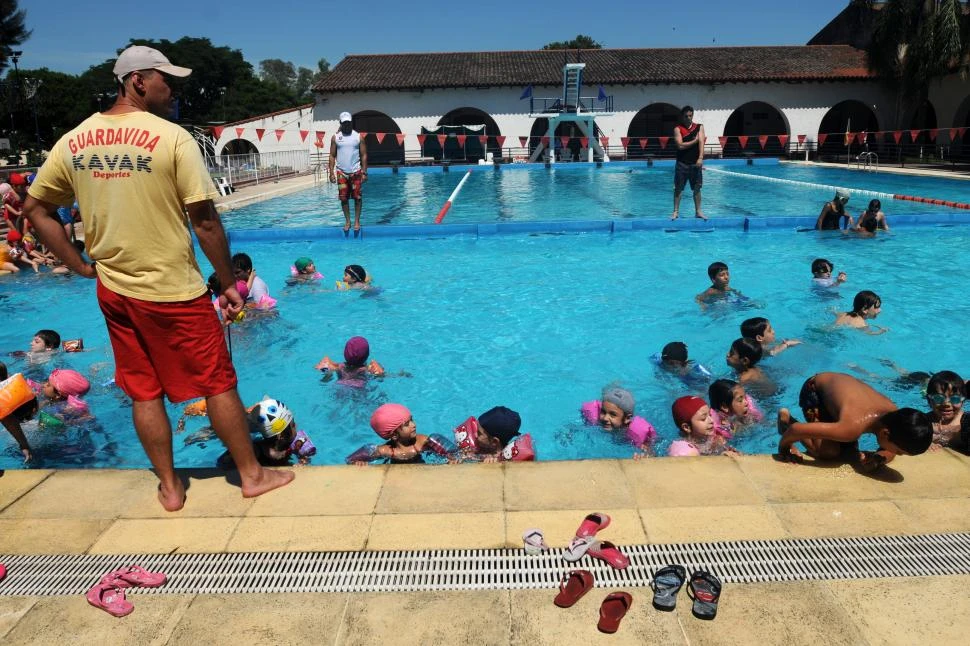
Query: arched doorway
425,107,502,162
528,118,600,161
951,94,970,160
220,138,258,156
626,103,681,159
351,110,403,165
722,101,789,156
817,100,879,157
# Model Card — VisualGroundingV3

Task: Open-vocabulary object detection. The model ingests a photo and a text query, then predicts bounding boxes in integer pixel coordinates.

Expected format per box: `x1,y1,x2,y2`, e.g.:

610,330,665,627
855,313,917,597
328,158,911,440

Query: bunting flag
892,131,902,145
315,130,326,143
638,137,648,149
797,134,806,145
758,135,769,149
579,137,588,147
951,128,960,141
396,133,406,145
817,133,827,146
436,134,447,147
600,136,609,148
375,132,386,144
519,136,528,148
597,85,607,102
235,127,245,138
620,137,630,149
856,132,866,145
359,132,368,141
496,135,507,147
478,135,488,146
737,135,749,148
777,134,789,148
274,129,285,142
844,131,853,146
519,85,533,100
560,136,571,148
960,127,967,138
717,136,728,149
299,129,309,142
416,134,427,146
456,134,467,147
255,128,265,141
212,126,224,139
909,129,920,141
540,136,549,148
928,129,938,142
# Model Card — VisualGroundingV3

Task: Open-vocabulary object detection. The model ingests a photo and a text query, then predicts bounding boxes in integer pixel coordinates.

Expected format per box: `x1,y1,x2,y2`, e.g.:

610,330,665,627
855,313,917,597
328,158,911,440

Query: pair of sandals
85,565,168,618
563,513,630,570
554,570,632,634
651,565,722,620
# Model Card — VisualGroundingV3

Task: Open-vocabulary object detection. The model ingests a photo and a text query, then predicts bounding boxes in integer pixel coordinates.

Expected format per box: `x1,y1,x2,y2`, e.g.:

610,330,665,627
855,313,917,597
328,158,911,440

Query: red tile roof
314,46,874,92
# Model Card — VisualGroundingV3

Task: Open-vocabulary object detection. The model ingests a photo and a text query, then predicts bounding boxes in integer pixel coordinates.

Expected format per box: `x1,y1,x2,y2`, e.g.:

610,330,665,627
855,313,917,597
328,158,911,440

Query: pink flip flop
86,582,134,617
0,563,6,582
102,565,167,589
575,513,611,539
587,540,630,570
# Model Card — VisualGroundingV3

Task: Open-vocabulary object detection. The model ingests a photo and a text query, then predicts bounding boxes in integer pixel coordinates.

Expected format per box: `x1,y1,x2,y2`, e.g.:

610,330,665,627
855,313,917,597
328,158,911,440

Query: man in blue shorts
671,105,707,220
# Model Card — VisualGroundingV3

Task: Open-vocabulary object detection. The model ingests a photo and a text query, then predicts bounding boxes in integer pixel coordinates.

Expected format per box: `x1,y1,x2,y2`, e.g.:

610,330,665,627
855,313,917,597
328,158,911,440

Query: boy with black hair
656,341,712,387
740,317,801,357
231,252,271,305
811,258,846,290
696,261,744,305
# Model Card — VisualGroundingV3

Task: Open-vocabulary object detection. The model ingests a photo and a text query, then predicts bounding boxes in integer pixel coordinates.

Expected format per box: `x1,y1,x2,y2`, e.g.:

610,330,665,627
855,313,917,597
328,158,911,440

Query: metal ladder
562,63,584,112
855,151,878,171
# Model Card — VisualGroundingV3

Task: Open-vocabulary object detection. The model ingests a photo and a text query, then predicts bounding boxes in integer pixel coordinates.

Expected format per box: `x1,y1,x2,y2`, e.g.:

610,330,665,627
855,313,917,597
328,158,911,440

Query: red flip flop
575,512,611,539
85,582,134,618
587,540,630,570
102,565,167,589
554,570,594,608
597,591,633,634
0,563,6,582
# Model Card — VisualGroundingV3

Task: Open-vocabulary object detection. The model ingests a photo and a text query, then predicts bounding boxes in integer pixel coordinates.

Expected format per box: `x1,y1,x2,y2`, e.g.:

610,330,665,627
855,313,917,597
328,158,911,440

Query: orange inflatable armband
183,399,208,417
0,373,35,418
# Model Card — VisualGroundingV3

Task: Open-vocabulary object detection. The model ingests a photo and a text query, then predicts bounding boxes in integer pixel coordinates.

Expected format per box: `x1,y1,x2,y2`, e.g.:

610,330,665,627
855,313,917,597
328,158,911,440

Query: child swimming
654,341,712,387
834,290,885,333
232,252,276,309
217,398,316,467
923,370,969,451
580,386,657,451
315,336,386,385
708,378,763,439
726,337,775,394
288,257,323,284
740,317,801,357
452,405,533,462
810,258,847,290
346,403,454,464
336,264,372,291
854,199,889,233
668,395,735,456
696,261,745,307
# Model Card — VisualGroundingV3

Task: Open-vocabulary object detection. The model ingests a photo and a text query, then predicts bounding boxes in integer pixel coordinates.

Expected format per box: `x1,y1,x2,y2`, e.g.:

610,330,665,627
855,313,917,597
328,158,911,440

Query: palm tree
0,0,31,72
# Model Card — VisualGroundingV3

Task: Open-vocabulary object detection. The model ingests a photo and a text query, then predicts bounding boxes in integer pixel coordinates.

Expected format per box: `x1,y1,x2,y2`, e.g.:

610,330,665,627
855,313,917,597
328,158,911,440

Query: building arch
220,139,259,156
424,107,502,162
951,94,970,159
626,103,681,158
351,110,403,165
817,100,879,156
527,118,600,161
901,99,937,146
722,101,790,156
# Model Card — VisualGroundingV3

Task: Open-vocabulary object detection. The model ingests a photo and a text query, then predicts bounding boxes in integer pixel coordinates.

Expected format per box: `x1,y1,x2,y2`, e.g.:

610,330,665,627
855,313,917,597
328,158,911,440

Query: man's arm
815,203,831,230
696,125,705,163
23,196,95,277
359,137,367,178
186,199,242,320
328,136,337,181
673,126,688,150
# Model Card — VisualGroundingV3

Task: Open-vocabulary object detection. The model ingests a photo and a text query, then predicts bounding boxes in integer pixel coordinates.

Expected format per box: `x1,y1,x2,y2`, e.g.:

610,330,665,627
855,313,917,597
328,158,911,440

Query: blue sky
20,0,850,75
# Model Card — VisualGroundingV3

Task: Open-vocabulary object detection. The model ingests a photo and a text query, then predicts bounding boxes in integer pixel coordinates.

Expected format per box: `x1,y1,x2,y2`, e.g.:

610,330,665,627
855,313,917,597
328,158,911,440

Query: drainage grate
2,533,969,596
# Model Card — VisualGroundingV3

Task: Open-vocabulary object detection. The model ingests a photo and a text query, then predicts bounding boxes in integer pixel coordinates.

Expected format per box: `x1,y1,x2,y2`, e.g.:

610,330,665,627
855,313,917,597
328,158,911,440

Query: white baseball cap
113,45,192,84
339,111,353,123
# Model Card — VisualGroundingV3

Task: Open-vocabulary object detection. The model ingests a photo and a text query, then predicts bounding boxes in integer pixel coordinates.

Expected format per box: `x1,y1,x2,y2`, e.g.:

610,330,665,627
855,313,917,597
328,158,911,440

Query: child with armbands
740,317,801,358
653,341,712,387
336,264,373,291
206,272,249,323
346,403,455,465
811,258,846,290
726,337,776,395
452,405,534,463
232,252,277,309
217,398,316,468
581,386,657,452
315,336,388,386
708,378,763,439
668,395,736,457
4,230,40,272
288,256,323,284
0,363,38,462
923,370,969,452
29,368,91,427
12,329,63,365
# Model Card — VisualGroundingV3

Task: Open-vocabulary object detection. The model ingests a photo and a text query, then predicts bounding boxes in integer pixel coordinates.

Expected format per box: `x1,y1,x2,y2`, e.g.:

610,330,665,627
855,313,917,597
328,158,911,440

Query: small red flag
560,136,571,148
717,136,728,149
456,134,467,147
579,137,588,147
909,129,920,142
396,133,406,145
619,137,629,149
737,135,749,148
375,132,386,144
758,135,769,149
299,129,309,142
274,129,285,142
478,135,488,146
416,134,427,146
928,129,938,142
638,138,648,149
235,127,245,138
540,136,550,147
817,133,828,147
496,135,506,148
255,128,265,141
212,126,224,139
892,131,902,145
797,134,806,145
519,136,528,148
600,136,609,148
777,134,789,147
658,136,669,149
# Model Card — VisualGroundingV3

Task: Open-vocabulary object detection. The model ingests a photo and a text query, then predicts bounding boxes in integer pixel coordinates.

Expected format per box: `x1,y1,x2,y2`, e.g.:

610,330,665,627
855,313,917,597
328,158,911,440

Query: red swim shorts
336,170,363,201
96,280,237,402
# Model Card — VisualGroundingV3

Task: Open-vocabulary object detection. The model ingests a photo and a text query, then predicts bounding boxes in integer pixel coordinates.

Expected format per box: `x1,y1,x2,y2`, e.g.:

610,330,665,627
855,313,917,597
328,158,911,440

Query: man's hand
329,170,336,183
77,261,97,279
219,285,244,322
361,171,368,184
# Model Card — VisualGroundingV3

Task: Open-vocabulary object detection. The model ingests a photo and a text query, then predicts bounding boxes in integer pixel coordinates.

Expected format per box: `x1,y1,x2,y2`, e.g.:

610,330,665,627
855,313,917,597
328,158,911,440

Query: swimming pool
2,222,968,469
222,160,970,229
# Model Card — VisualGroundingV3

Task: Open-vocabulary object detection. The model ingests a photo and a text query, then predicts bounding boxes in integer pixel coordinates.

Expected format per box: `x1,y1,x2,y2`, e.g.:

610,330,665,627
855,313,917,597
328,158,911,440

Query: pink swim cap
49,369,91,397
370,403,411,439
235,279,249,300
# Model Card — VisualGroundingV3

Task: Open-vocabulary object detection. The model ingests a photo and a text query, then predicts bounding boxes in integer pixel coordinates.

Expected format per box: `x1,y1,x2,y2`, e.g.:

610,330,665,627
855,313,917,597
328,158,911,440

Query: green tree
294,66,314,102
866,0,968,126
0,0,31,72
542,35,602,50
259,58,296,90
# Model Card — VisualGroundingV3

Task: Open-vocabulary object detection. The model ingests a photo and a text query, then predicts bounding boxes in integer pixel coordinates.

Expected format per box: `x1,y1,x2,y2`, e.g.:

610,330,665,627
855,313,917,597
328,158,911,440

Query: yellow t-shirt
28,111,219,302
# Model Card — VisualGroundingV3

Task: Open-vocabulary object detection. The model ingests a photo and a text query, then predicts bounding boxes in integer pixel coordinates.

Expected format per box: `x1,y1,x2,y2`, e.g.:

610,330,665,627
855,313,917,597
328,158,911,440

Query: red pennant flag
478,135,488,146
797,134,806,145
777,134,789,147
929,129,938,141
620,137,630,149
538,136,548,148
359,132,368,141
600,136,609,148
892,131,902,145
299,129,309,142
717,136,728,149
856,132,866,145
396,133,406,145
456,134,467,147
560,136,571,149
212,126,224,139
737,135,749,148
949,128,959,141
579,137,588,147
638,138,648,149
274,129,285,142
960,127,967,138
416,134,427,146
496,135,506,148
437,134,447,147
758,135,769,149
375,132,386,144
235,127,245,138
909,129,920,141
658,136,669,149
315,130,326,142
255,128,265,141
519,136,528,148
817,133,828,146
844,131,853,146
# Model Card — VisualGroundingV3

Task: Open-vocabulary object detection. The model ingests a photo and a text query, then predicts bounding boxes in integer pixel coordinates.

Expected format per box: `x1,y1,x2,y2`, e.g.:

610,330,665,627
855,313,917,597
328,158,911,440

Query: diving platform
527,63,614,163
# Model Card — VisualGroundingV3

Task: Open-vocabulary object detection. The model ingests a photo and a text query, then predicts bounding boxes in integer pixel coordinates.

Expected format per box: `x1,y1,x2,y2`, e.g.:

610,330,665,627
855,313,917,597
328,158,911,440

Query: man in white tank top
328,111,368,236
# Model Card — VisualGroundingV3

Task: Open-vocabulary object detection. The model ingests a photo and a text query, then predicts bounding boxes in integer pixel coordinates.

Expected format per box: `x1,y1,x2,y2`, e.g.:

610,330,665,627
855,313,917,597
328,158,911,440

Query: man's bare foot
670,211,679,220
158,481,186,512
695,212,708,220
241,468,295,498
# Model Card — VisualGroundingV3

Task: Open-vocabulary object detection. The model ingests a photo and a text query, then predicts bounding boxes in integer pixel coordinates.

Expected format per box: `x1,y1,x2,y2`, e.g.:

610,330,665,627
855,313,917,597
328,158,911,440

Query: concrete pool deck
2,450,970,644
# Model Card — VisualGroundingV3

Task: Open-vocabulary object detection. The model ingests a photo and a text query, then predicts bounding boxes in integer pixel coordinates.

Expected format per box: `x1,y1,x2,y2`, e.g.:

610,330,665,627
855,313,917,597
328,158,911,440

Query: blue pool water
2,222,969,469
222,160,970,229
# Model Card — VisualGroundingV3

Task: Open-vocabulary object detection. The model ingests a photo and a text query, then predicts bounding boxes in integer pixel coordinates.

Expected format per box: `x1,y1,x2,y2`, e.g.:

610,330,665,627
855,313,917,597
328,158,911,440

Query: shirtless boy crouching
778,372,932,472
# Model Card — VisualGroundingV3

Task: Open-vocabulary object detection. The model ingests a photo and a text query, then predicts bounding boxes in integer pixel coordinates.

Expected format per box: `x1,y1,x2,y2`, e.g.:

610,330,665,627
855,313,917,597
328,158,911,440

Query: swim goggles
928,393,965,406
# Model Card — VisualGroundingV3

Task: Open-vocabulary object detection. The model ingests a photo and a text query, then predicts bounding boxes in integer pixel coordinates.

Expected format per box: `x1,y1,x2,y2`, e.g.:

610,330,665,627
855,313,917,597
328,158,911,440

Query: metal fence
206,149,313,187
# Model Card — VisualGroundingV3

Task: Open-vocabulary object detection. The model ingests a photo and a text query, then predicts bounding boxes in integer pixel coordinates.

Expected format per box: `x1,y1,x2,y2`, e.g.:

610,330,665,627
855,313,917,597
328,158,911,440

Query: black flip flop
687,569,722,620
650,564,687,611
